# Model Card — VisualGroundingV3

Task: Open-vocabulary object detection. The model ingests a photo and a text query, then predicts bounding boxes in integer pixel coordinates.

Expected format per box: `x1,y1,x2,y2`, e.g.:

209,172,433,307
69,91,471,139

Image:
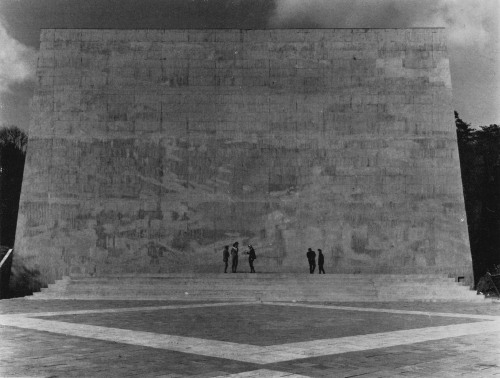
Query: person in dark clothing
245,245,257,273
318,249,325,274
222,245,230,273
306,248,316,274
231,242,239,273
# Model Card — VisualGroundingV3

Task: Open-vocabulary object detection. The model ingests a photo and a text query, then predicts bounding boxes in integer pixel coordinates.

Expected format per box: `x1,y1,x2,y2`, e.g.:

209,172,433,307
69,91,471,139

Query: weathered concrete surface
13,29,470,289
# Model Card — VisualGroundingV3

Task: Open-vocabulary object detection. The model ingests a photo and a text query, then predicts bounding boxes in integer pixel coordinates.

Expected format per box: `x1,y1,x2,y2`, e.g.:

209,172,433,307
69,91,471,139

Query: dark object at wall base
0,246,13,299
476,272,500,298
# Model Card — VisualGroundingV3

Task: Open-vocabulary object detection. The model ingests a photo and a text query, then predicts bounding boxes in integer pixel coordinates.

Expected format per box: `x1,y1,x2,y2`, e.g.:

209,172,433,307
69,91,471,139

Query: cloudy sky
0,0,498,130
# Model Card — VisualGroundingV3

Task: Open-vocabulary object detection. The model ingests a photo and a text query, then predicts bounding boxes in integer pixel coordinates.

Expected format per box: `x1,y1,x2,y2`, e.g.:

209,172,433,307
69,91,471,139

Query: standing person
231,242,239,273
222,245,230,273
246,245,257,273
318,249,325,274
306,248,316,274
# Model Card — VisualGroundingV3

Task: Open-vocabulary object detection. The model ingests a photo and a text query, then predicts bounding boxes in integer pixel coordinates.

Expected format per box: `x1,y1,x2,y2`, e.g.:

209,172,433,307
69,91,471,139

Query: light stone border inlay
212,369,312,377
11,301,257,318
262,302,500,321
0,302,499,365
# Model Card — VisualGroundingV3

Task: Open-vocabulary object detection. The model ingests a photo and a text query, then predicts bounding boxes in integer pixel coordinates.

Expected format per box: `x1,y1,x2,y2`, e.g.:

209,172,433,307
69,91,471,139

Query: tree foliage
0,127,28,154
0,126,28,248
455,113,500,284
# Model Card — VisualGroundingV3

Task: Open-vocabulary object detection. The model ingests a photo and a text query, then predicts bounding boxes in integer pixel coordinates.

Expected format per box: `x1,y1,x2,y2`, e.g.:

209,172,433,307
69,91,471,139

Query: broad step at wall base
29,274,487,302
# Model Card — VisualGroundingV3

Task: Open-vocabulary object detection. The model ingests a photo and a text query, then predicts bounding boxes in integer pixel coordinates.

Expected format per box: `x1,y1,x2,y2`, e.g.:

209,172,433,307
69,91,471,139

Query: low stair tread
69,273,454,279
34,273,479,302
58,288,464,296
66,277,440,280
67,278,457,285
55,289,380,296
30,294,485,302
62,284,466,291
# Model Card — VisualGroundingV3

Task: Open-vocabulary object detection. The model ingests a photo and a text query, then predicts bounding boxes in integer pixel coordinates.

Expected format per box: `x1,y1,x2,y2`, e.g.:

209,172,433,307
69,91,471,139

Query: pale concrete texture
13,29,469,290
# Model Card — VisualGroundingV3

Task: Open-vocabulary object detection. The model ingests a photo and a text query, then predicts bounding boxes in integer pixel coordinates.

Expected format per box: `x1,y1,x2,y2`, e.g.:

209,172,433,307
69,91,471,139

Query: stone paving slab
266,332,500,377
0,299,217,314
306,300,500,316
0,300,499,377
212,370,311,377
0,326,257,377
2,298,498,315
34,303,485,346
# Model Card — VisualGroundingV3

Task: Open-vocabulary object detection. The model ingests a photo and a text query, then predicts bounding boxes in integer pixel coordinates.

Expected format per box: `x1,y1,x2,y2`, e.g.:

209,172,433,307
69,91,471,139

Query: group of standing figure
222,244,326,274
222,242,257,273
306,248,325,274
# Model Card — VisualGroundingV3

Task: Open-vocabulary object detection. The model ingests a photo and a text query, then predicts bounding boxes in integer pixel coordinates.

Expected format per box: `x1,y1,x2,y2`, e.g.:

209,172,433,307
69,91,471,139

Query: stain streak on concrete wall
14,29,470,287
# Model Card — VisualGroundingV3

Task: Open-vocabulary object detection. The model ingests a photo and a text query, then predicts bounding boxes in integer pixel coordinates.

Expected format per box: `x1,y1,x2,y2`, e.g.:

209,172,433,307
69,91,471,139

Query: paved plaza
0,299,499,377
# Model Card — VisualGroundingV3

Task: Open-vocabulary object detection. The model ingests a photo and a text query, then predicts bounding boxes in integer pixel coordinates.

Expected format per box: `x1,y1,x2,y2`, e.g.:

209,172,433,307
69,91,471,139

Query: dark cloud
0,0,276,128
0,0,276,48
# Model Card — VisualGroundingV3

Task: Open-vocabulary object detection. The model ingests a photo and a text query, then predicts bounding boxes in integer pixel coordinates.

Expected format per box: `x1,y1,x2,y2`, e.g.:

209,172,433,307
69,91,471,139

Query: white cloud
269,0,498,48
0,19,37,94
269,0,499,125
415,0,496,47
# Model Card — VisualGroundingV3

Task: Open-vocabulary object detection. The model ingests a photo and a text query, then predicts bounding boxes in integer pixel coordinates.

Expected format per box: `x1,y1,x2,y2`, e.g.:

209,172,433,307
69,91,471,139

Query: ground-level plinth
30,273,483,302
13,28,470,292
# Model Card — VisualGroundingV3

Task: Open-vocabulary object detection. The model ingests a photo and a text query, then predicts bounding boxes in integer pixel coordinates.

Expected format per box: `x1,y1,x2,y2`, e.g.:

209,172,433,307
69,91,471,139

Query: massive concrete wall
14,28,470,288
